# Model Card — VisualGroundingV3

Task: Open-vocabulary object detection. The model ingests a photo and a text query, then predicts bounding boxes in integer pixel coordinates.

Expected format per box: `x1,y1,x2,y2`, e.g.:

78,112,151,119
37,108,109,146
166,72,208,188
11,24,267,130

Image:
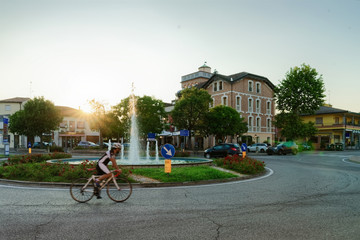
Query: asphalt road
1,151,359,240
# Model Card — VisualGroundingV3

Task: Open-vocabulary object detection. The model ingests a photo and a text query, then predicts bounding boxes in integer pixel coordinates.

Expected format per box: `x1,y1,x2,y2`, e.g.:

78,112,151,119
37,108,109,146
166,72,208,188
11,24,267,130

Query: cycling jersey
96,151,115,175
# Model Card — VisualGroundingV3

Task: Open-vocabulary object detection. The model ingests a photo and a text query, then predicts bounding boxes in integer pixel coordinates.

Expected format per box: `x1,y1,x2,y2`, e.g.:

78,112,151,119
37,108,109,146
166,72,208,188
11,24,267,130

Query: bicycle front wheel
107,177,132,202
70,178,94,203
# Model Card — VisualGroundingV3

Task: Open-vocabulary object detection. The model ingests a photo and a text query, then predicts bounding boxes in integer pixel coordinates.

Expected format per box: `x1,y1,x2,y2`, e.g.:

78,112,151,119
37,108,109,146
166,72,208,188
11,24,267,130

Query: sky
0,0,359,112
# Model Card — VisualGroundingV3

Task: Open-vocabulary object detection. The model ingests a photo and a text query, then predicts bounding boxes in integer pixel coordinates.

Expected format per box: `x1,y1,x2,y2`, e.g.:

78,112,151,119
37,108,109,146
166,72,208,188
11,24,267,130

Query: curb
0,170,269,189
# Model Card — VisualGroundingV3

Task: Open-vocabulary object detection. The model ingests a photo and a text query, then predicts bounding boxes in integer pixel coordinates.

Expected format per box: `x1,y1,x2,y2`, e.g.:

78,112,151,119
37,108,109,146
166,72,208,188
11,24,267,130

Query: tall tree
274,64,325,140
171,87,212,148
205,105,248,143
136,96,166,139
9,97,62,143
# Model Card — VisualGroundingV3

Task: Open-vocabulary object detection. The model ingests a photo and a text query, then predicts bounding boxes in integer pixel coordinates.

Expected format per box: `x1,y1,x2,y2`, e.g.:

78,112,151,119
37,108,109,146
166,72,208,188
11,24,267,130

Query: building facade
0,97,30,149
54,106,100,148
180,64,276,148
301,105,360,149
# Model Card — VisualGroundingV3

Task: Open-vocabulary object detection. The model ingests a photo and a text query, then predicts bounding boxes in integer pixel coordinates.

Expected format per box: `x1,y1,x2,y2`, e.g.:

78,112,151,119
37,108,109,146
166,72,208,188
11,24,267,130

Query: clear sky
1,0,359,112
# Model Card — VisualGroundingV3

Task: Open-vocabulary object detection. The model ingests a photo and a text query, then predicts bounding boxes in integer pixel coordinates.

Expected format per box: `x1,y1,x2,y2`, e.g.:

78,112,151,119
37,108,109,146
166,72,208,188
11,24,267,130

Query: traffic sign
161,144,175,159
180,130,189,137
241,143,247,152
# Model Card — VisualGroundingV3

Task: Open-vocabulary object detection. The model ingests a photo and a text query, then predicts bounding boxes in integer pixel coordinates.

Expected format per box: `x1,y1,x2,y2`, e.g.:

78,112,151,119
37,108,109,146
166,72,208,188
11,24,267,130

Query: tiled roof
302,106,360,116
201,72,275,90
0,97,30,103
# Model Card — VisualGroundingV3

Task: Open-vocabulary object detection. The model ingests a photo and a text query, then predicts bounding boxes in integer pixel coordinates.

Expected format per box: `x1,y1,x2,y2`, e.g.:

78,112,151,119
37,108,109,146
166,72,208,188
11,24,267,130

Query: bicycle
70,169,132,203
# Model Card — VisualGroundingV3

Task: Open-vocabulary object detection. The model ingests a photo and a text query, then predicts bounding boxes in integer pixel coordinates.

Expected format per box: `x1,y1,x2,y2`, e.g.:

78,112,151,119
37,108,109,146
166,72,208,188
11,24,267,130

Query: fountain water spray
127,83,141,164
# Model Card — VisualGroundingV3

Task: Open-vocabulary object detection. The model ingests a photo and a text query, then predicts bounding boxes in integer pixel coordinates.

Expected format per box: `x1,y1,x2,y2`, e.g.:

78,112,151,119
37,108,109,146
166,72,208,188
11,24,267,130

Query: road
1,151,359,240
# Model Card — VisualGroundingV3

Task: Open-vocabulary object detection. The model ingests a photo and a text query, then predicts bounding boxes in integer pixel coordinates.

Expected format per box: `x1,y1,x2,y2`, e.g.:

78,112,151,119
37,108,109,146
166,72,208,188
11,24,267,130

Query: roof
0,97,30,103
201,72,275,90
301,106,360,116
56,106,88,117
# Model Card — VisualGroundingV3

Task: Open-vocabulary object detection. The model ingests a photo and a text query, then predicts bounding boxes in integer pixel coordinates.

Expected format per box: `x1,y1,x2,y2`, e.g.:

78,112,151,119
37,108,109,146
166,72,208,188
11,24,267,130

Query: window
60,121,67,128
213,81,223,92
248,81,253,92
222,96,228,106
256,117,261,132
209,98,214,108
248,117,253,131
315,117,323,125
77,121,85,129
334,117,339,124
256,83,261,93
236,96,241,111
69,121,75,132
267,118,271,132
248,98,253,112
5,105,11,111
256,99,260,113
266,101,271,114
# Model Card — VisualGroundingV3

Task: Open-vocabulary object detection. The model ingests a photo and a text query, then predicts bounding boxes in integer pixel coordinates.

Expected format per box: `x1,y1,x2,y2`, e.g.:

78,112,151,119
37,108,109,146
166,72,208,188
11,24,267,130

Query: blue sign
28,142,32,148
180,130,189,137
241,143,247,152
161,144,175,159
3,118,8,124
147,133,156,140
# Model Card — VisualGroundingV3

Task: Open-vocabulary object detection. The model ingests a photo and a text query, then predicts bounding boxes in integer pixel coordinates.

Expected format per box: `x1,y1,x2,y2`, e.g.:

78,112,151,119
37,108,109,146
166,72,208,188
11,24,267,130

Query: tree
171,88,212,148
9,97,62,143
274,64,325,140
111,96,166,142
205,105,248,143
136,96,166,139
275,64,325,115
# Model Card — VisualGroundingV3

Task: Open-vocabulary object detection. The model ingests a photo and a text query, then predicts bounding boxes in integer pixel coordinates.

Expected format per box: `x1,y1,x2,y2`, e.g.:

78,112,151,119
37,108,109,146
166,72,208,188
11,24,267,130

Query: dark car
204,143,241,159
266,141,298,155
32,142,47,148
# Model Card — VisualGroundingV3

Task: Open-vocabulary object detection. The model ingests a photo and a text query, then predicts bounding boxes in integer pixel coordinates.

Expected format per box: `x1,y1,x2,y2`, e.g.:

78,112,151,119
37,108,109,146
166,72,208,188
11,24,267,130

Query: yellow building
301,105,360,150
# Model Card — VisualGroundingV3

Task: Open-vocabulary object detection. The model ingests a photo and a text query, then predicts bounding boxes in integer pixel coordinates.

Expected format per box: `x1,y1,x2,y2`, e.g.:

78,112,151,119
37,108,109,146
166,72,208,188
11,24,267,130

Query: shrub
214,155,265,175
4,152,72,166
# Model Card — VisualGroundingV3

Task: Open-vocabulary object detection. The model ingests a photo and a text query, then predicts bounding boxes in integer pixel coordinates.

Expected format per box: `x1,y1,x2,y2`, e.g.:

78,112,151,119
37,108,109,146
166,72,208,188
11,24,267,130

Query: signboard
180,130,189,137
147,133,156,141
2,118,8,143
161,144,175,159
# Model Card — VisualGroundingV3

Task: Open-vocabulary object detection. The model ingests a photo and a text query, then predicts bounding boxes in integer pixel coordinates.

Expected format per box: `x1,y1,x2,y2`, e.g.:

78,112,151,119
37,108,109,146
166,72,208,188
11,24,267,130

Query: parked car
266,141,298,155
32,142,47,148
247,143,268,153
204,143,241,159
299,142,311,151
77,141,99,148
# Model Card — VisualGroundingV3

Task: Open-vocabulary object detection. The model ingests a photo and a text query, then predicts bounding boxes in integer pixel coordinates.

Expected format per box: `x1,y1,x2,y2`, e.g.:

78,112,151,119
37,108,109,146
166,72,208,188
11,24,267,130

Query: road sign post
241,143,247,158
161,144,175,174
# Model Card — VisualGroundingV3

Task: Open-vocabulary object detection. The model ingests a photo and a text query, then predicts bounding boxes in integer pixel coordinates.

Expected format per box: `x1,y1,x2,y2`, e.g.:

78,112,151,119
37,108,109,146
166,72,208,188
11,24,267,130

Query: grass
131,166,237,182
0,153,266,183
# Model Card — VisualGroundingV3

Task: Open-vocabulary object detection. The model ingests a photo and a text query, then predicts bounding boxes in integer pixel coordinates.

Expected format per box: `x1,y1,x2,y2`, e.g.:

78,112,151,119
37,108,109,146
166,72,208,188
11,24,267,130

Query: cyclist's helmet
112,143,122,149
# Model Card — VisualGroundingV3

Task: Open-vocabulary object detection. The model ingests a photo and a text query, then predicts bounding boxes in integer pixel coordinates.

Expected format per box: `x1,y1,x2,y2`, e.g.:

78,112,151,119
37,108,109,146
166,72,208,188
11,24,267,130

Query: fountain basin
47,157,213,168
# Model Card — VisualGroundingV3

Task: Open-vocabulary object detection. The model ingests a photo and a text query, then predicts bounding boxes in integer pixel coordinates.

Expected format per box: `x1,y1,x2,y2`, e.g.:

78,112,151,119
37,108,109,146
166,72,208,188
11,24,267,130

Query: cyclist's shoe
94,186,99,195
96,195,102,199
95,180,101,188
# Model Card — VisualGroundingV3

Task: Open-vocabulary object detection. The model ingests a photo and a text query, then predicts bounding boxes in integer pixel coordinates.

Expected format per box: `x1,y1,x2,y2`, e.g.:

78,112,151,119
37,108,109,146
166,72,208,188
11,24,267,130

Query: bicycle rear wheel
107,177,132,202
70,178,95,203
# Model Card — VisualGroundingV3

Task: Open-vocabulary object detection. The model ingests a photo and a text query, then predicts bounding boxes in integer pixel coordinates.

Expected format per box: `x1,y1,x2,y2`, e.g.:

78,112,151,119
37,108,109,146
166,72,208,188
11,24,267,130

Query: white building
0,97,30,149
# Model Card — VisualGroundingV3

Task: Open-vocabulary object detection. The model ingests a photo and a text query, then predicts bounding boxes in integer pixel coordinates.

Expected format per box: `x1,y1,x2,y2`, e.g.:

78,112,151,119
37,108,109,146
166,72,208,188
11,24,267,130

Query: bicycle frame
82,171,120,192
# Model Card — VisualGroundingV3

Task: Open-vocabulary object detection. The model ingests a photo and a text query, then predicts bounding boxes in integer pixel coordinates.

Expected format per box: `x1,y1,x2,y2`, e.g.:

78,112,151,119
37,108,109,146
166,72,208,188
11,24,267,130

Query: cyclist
94,143,122,198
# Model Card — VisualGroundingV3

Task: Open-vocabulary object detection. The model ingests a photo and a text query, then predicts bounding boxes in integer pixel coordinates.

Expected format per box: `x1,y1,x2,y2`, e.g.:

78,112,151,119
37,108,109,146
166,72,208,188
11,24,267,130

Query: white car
247,143,268,153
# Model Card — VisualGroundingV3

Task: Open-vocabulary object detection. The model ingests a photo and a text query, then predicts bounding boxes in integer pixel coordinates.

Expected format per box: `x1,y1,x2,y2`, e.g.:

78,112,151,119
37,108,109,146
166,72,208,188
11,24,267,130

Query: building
54,106,100,148
0,97,30,149
180,63,276,148
300,104,360,149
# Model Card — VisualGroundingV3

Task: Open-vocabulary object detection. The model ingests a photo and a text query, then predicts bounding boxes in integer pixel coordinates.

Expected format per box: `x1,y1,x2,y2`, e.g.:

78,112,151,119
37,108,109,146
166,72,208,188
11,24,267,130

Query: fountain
50,83,212,167
127,85,141,164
